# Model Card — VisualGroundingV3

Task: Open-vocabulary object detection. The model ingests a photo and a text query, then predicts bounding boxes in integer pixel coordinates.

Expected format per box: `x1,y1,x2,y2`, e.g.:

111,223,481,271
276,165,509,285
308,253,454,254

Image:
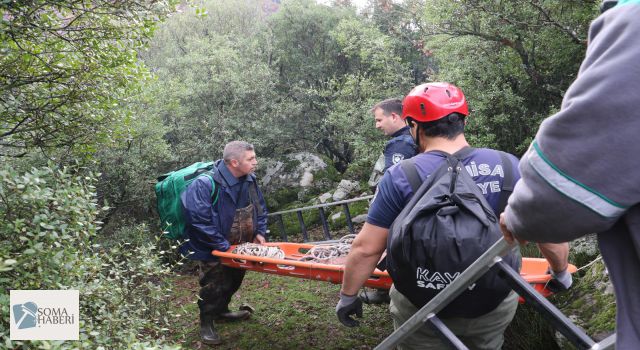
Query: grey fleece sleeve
504,5,640,243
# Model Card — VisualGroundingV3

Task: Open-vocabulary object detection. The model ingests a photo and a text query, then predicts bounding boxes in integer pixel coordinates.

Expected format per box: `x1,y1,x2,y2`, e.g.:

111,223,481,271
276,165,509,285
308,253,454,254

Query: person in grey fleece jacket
500,1,640,348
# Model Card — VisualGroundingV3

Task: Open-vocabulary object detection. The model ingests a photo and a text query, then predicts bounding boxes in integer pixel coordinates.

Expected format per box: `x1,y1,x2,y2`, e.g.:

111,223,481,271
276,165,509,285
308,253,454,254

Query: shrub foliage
0,165,180,349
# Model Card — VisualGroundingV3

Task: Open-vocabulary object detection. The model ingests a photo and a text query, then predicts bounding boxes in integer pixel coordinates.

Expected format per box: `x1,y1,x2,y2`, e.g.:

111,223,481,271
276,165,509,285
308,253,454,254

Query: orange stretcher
212,242,577,300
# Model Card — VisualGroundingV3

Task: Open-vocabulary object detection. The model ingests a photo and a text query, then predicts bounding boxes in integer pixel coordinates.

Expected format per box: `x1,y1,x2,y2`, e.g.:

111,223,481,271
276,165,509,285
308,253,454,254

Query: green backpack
155,161,219,239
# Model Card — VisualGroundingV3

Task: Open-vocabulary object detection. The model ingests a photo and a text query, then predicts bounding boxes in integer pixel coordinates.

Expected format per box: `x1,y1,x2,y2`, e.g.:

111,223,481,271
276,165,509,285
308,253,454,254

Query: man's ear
230,159,239,168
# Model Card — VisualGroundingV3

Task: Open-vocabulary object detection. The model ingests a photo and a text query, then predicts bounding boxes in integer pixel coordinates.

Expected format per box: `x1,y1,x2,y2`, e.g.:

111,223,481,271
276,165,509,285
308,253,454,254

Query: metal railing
267,195,373,242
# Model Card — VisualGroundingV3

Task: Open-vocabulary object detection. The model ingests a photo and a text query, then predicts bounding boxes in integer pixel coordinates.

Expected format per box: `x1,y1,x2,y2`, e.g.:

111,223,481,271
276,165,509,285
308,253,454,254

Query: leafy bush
0,165,181,349
265,187,301,212
0,166,100,291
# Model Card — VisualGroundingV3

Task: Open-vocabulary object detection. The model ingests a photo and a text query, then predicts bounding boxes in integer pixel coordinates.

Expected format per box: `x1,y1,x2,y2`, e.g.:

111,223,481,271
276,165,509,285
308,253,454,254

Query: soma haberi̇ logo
10,290,79,340
12,301,38,329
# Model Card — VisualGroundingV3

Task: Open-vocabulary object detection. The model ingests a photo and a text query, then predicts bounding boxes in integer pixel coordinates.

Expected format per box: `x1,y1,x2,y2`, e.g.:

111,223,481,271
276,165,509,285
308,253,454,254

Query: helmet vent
420,103,427,115
445,89,451,98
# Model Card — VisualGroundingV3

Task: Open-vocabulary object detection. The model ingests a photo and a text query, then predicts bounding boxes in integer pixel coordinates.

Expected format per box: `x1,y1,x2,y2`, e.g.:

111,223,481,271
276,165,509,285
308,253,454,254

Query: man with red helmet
336,83,570,349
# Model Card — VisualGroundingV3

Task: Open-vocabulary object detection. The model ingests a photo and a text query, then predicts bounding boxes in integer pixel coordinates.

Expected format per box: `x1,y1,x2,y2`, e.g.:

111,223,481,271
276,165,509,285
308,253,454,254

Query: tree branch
527,0,586,45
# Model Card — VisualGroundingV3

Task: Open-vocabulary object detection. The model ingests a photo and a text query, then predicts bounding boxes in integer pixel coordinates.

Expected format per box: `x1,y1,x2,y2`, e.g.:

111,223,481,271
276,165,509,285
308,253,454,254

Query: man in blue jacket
180,140,268,345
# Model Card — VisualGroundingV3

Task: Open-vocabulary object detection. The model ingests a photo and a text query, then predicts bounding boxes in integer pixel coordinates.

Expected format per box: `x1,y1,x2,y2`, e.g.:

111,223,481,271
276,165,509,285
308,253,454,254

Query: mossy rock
553,258,616,345
259,152,337,198
312,157,341,188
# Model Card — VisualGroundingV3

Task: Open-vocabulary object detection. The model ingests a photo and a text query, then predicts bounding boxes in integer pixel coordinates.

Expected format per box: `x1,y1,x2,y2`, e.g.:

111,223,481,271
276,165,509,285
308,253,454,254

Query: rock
318,193,333,204
571,234,599,257
261,161,284,188
333,189,348,201
300,172,314,187
331,212,342,222
259,152,328,194
332,179,360,201
352,214,367,224
367,153,385,189
604,283,614,295
554,258,616,348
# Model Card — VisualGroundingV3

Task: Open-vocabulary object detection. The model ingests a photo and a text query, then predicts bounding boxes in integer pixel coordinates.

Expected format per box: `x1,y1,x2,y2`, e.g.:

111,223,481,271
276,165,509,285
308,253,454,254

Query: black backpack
386,147,519,318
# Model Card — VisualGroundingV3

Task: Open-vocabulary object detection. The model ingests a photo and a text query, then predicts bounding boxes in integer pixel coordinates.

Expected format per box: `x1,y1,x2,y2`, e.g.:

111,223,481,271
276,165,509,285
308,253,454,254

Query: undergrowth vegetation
0,166,179,349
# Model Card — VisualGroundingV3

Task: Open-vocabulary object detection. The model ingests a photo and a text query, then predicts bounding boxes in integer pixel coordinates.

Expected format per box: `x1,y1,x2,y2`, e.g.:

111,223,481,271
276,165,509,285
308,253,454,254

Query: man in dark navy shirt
364,98,418,304
181,141,268,345
374,98,417,172
368,98,417,189
336,83,570,349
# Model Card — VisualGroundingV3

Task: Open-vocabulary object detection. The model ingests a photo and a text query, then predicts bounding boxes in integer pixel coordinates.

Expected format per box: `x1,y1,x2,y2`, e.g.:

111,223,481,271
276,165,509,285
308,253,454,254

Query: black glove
546,268,573,293
336,292,363,327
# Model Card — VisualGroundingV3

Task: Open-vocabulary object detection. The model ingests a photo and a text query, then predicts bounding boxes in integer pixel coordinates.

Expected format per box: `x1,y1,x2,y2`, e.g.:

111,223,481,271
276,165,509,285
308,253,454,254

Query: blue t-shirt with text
367,148,520,229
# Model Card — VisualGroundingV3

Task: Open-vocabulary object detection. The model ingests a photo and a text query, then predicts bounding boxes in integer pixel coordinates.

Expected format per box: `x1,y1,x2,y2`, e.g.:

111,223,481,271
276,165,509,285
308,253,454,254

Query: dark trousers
198,261,246,317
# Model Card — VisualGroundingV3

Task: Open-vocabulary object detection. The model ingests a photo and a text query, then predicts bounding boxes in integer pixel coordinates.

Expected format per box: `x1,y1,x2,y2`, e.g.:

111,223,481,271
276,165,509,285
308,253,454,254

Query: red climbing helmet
401,82,469,122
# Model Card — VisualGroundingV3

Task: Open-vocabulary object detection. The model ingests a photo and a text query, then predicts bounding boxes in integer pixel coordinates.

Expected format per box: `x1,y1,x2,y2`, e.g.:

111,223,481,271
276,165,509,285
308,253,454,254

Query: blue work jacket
179,160,268,261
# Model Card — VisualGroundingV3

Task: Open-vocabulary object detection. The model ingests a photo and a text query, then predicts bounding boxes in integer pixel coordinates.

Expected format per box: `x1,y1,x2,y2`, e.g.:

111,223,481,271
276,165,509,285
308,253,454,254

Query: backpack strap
497,151,514,213
200,172,219,205
400,158,421,193
433,147,476,194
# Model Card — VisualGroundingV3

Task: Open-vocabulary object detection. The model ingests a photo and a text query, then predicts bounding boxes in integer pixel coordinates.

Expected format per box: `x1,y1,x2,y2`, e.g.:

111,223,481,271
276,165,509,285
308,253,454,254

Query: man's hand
336,292,363,327
499,213,527,245
253,234,266,244
547,268,573,293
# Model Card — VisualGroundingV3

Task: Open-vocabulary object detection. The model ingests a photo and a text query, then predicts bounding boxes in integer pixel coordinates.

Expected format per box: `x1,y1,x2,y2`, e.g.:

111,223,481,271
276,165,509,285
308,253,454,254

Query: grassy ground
164,237,569,349
165,268,563,350
166,269,394,349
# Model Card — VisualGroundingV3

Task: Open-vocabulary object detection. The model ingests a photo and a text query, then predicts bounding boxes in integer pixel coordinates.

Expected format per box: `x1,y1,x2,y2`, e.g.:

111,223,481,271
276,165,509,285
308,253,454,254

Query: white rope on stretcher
231,234,357,263
300,234,357,263
232,243,285,259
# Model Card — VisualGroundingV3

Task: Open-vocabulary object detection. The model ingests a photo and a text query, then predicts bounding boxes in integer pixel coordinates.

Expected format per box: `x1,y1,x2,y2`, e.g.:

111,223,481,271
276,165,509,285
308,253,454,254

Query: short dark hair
371,98,402,116
410,113,465,140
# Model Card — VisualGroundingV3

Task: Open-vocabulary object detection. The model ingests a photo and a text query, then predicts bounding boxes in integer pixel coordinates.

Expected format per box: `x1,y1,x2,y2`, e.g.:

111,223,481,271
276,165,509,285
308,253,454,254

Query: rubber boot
200,314,222,345
359,288,391,305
